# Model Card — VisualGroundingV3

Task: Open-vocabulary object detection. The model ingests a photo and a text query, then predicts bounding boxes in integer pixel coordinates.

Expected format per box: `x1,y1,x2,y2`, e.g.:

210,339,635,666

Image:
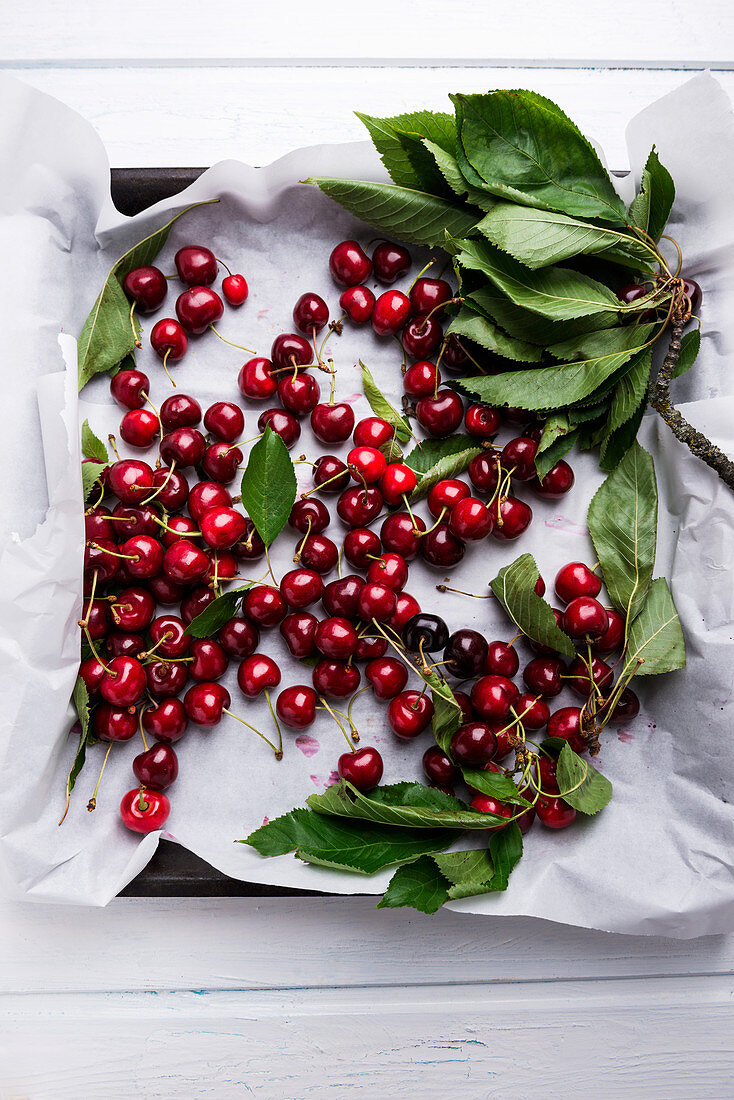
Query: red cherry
180,586,215,625
218,617,260,660
535,575,546,597
449,497,494,540
420,524,465,568
532,460,575,499
567,656,613,698
278,373,320,417
188,481,232,522
366,656,409,700
238,357,277,401
422,745,458,786
206,550,238,583
201,442,242,483
337,486,383,527
416,391,463,437
515,692,550,730
358,581,397,622
280,568,325,609
380,463,417,507
123,265,167,312
442,333,468,371
322,574,364,618
486,641,519,678
271,333,313,371
682,277,702,315
354,635,388,660
151,466,189,511
470,675,519,722
189,638,229,681
610,687,640,721
563,596,609,642
366,551,408,592
297,534,338,574
311,402,355,445
410,277,452,317
200,506,247,550
343,528,380,569
79,657,106,696
329,240,372,286
554,562,602,603
592,608,626,655
100,655,146,707
232,520,265,562
222,273,249,305
280,612,318,658
163,541,209,584
427,479,470,519
523,656,565,698
465,404,501,439
133,743,179,790
148,574,186,606
340,285,375,323
312,659,361,699
450,722,497,765
468,450,501,494
110,587,156,633
492,496,533,540
373,241,411,284
546,707,587,754
160,393,202,429
403,360,441,397
111,368,150,410
175,245,217,286
315,617,359,660
146,660,189,699
380,512,425,560
372,290,412,336
276,685,318,729
84,509,115,542
204,401,244,443
347,446,387,485
353,416,394,448
387,690,434,739
151,318,188,363
176,286,224,334
402,314,443,359
312,455,350,493
85,600,112,640
337,747,384,791
388,592,422,632
443,629,488,678
501,437,539,481
293,292,329,334
536,796,577,829
160,427,206,468
470,795,513,830
108,459,154,504
257,408,301,450
289,498,330,535
149,615,190,659
242,585,287,627
94,705,138,742
184,681,231,726
120,788,170,833
142,698,188,743
237,654,281,698
84,539,120,585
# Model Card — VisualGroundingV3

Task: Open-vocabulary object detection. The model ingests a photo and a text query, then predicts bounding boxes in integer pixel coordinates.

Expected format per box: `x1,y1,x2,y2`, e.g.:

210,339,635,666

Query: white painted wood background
2,3,734,1096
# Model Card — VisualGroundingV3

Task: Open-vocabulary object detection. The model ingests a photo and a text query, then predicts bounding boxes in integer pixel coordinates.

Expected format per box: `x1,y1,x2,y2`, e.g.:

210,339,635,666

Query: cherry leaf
621,577,686,678
490,553,576,659
81,460,108,504
239,426,297,548
377,856,450,913
81,420,109,463
360,362,411,441
184,584,254,639
556,743,612,815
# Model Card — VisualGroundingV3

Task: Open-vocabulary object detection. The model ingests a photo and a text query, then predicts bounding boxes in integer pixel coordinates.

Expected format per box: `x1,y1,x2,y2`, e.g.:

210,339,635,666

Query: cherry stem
223,704,283,760
129,301,142,349
88,542,139,563
162,348,176,387
107,435,121,460
137,787,150,813
435,583,491,599
141,459,177,506
151,515,201,538
263,544,278,586
138,706,149,750
293,518,313,564
300,471,344,498
82,628,113,674
209,326,255,354
346,686,371,735
415,297,463,333
138,632,173,661
422,507,447,536
407,257,436,294
214,256,232,276
87,741,113,812
318,697,355,749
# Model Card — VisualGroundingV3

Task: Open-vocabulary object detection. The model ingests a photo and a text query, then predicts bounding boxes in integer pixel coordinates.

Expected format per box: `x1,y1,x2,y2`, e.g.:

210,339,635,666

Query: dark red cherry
450,722,497,766
222,274,248,305
122,265,167,312
187,480,232,521
402,314,443,359
280,612,318,658
486,641,519,678
322,574,364,619
532,460,575,499
159,514,199,550
443,629,488,678
492,496,532,540
329,240,372,286
337,747,384,791
387,690,434,739
218,617,259,660
278,373,320,416
547,707,587,754
403,359,441,397
163,540,209,584
99,655,146,707
468,450,501,494
416,391,463,437
312,659,361,699
151,466,189,511
353,635,388,660
441,333,468,372
470,795,514,830
204,401,244,443
84,539,120,585
536,795,577,829
277,685,318,729
449,497,494,540
358,581,397,622
366,551,408,592
142,698,188,743
280,568,325,609
402,613,449,653
107,459,154,504
133,743,179,790
271,332,313,371
293,292,329,334
311,402,355,445
554,562,602,603
515,693,550,730
312,455,350,493
120,534,164,580
427,479,470,519
373,241,411,284
184,681,231,726
681,277,702,315
180,585,216,625
567,656,613,698
241,585,287,627
465,404,501,439
343,528,380,569
201,442,242,483
189,638,229,681
238,357,277,401
422,745,458,786
258,408,301,449
470,675,519,722
79,656,106,696
94,705,138,742
297,533,339,574
160,427,206,468
337,486,383,526
148,574,186,606
315,617,359,660
353,416,394,449
160,393,202,430
380,512,425,560
420,523,465,568
611,687,640,722
175,286,224,334
593,609,626,655
237,654,281,698
150,318,188,363
410,277,452,317
523,656,565,698
365,656,409,700
501,437,539,481
340,285,375,324
388,592,422,632
289,498,330,535
148,615,190,659
563,597,609,641
175,245,217,286
111,368,150,410
372,290,412,336
110,587,156,633
232,519,265,562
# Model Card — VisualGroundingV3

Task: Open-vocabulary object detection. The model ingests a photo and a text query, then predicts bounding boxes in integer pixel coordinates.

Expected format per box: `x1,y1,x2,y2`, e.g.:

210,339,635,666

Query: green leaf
599,349,653,470
367,782,466,812
184,583,254,638
432,848,495,899
307,780,508,830
356,110,456,194
423,140,497,212
81,420,108,463
671,329,701,380
452,90,627,225
476,204,655,272
587,441,657,624
534,429,580,481
490,554,576,659
81,460,108,503
242,807,455,875
460,769,530,807
239,427,297,548
622,577,685,678
360,362,411,441
377,856,450,913
454,238,621,320
485,823,523,892
425,673,463,756
404,435,483,498
305,177,478,249
466,284,617,348
628,147,675,243
556,743,613,815
62,677,92,819
446,307,544,363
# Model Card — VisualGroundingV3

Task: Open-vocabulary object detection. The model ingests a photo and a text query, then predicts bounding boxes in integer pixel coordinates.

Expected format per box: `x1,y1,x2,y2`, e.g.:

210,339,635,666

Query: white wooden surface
2,4,734,1096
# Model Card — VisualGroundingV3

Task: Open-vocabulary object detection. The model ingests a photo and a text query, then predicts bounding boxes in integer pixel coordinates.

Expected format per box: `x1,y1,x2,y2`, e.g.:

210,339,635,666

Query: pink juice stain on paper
617,729,635,744
295,734,319,757
342,393,362,404
262,816,270,827
327,770,340,786
257,308,270,321
544,515,589,536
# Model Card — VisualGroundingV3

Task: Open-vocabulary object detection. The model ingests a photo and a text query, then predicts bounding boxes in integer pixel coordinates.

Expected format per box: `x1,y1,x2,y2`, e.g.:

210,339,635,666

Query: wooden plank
1,0,732,65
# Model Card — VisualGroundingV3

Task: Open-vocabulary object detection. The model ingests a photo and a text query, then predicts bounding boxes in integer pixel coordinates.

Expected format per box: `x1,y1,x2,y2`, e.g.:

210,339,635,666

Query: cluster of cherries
75,232,625,839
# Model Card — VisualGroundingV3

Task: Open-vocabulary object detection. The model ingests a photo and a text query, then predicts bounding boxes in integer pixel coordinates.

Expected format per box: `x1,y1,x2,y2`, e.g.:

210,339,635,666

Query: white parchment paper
0,71,732,935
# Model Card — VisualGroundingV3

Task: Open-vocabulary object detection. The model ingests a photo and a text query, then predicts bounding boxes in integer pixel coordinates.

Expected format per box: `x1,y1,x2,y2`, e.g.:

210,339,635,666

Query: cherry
150,318,188,364
298,533,339,574
450,722,497,766
380,512,425,560
354,635,388,660
233,520,266,563
280,568,325,609
79,656,106,696
535,755,560,795
410,277,452,317
200,506,247,550
201,442,242,483
238,357,277,401
536,795,577,830
468,450,501,494
453,690,474,723
365,656,409,699
315,617,359,660
110,587,156,632
546,707,587,754
312,454,351,494
280,611,318,658
111,368,150,410
617,283,649,307
535,575,546,597
122,534,165,580
122,264,167,312
99,655,146,707
449,497,494,540
151,466,189,511
403,613,449,653
358,581,397,622
188,481,232,522
142,698,188,743
222,274,249,305
387,690,434,739
501,437,539,481
148,574,186,606
278,373,321,416
176,286,224,334
567,656,613,698
611,687,640,721
329,240,372,286
486,641,519,678
337,486,383,526
108,459,154,504
148,615,190,659
258,408,301,449
311,402,355,445
470,795,514,830
84,509,115,542
493,496,533,540
293,292,329,334
84,539,120,585
85,599,112,640
276,685,318,729
322,575,364,619
403,359,441,397
372,290,412,336
515,692,550,730
353,416,394,448
343,528,380,569
120,787,170,833
242,585,287,627
187,638,228,681
146,660,189,699
160,427,206,468
94,705,138,742
441,333,468,372
465,404,501,440
563,596,609,641
554,562,602,603
337,747,384,791
427,479,470,519
402,314,443,359
217,617,259,660
180,585,216,624
207,550,238,582
380,463,417,507
420,524,465,568
184,681,231,726
416,391,463,437
162,537,209,587
340,285,375,323
312,659,361,698
372,241,411,284
523,656,565,698
592,608,626,655
271,333,314,371
388,592,422,632
133,743,179,790
366,551,408,592
532,460,575,499
443,629,488,678
237,654,281,698
158,396,200,433
422,745,458,786
470,675,519,722
175,245,217,286
289,498,330,535
347,446,387,485
682,277,702,315
204,401,244,443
